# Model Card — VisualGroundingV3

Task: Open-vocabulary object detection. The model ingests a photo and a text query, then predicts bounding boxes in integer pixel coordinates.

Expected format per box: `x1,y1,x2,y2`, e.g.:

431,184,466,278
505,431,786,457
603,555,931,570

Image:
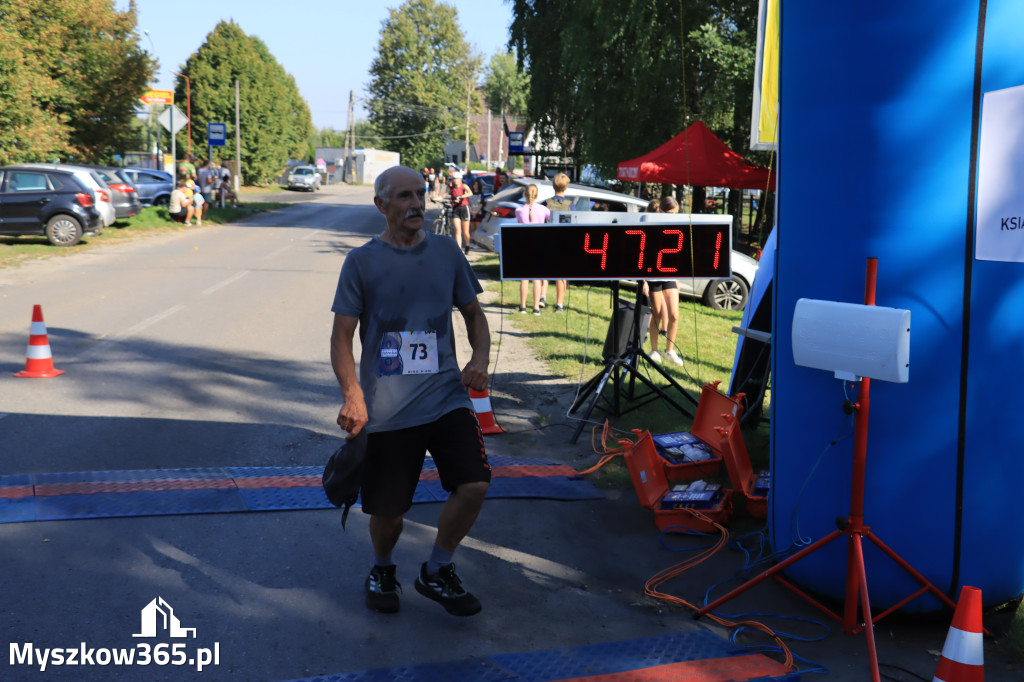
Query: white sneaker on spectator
666,349,684,365
649,351,662,363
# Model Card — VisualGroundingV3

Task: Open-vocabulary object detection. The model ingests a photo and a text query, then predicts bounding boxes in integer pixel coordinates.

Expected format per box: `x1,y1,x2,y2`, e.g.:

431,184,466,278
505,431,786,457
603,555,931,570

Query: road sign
207,122,227,147
158,105,188,135
140,89,173,105
508,131,524,153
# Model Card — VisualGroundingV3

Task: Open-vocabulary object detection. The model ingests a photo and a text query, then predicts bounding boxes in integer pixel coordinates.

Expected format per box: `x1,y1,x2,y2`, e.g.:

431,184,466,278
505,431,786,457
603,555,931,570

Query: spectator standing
177,154,197,183
192,189,205,226
541,172,573,311
515,183,551,315
196,160,214,220
647,196,683,365
330,165,492,617
467,178,486,248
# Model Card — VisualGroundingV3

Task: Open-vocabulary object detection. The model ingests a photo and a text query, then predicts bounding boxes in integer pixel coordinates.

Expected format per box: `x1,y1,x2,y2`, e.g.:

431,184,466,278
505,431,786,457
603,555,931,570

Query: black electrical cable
952,0,988,600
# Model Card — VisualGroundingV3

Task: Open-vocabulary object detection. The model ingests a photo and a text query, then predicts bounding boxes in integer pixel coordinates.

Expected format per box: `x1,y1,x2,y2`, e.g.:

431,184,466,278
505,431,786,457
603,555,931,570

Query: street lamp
173,71,192,157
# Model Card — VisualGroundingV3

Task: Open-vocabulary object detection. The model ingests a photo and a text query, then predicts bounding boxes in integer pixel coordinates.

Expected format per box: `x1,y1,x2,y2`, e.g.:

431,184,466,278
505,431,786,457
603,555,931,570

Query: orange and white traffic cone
933,585,984,682
14,305,64,378
469,387,504,435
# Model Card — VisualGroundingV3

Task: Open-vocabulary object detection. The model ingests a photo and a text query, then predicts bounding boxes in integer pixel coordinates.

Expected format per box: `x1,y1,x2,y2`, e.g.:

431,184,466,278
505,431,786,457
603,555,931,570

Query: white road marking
203,270,250,295
261,245,293,261
74,305,186,361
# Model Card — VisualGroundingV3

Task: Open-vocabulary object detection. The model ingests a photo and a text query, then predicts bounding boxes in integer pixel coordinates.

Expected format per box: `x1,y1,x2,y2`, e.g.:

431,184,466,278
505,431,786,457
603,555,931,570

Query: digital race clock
498,215,733,281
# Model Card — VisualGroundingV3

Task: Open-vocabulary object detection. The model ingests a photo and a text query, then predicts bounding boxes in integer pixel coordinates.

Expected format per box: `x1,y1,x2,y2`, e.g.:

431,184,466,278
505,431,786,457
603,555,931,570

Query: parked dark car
0,166,103,246
120,168,175,206
78,165,141,220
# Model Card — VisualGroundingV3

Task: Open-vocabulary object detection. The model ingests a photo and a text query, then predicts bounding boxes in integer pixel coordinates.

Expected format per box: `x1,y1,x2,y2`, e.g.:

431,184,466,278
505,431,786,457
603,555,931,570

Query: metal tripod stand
694,259,960,682
568,281,698,443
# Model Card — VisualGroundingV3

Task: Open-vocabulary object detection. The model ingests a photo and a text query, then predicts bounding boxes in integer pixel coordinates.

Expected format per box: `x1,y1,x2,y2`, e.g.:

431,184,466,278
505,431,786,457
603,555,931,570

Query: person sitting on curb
168,181,195,225
218,176,241,208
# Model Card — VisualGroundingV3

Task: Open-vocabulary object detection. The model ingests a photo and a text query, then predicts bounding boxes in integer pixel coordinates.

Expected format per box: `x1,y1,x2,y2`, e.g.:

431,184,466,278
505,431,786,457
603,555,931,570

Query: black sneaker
365,564,401,613
414,562,481,616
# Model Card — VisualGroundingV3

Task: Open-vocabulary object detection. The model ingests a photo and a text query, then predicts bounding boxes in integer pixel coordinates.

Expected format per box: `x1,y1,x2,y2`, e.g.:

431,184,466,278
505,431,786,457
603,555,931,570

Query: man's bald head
375,165,424,207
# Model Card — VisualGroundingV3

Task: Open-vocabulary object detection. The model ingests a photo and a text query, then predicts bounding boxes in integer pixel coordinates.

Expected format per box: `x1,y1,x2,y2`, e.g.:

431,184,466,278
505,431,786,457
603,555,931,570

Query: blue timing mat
279,630,800,682
0,455,603,524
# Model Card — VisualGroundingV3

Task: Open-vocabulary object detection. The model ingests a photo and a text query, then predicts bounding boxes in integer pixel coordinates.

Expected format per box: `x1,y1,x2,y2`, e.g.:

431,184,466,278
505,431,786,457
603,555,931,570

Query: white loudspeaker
792,299,911,383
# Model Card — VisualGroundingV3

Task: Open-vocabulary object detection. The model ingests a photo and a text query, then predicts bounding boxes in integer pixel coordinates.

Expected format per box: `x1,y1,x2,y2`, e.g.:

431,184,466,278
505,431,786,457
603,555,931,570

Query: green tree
312,120,384,151
510,0,764,181
0,0,155,164
482,51,529,117
179,21,313,185
350,120,387,150
366,0,482,169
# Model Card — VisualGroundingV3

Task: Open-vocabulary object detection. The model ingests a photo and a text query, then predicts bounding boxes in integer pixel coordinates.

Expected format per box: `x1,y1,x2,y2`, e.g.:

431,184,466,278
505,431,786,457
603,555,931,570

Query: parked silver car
120,168,174,206
79,166,141,220
287,166,321,191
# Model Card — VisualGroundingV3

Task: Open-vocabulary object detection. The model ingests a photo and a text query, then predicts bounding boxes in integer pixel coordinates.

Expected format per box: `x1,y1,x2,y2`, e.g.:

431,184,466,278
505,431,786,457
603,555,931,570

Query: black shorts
361,408,490,517
452,205,471,222
647,280,679,292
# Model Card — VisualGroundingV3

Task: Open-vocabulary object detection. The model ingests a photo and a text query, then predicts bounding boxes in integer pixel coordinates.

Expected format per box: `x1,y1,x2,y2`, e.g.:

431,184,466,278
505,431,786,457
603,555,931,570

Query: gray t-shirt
331,232,483,433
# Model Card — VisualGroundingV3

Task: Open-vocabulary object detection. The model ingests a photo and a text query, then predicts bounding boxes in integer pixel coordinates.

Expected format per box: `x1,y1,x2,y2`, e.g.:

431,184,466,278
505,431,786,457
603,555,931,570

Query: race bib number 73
378,331,439,376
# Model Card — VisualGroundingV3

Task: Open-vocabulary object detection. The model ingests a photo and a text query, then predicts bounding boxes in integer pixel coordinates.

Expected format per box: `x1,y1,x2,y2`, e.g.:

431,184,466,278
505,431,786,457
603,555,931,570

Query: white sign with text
976,84,1024,262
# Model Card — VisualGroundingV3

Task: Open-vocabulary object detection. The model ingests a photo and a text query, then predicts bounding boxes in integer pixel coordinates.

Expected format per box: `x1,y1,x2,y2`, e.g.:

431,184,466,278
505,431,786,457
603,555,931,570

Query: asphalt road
0,184,1019,681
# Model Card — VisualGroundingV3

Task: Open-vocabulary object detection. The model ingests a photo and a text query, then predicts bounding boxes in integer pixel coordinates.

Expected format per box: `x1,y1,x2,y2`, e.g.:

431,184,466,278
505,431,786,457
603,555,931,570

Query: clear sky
124,0,515,130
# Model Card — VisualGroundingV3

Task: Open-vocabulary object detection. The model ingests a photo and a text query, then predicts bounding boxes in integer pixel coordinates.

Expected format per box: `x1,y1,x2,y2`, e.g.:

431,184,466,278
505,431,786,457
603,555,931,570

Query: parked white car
476,177,758,310
472,177,649,252
287,166,321,191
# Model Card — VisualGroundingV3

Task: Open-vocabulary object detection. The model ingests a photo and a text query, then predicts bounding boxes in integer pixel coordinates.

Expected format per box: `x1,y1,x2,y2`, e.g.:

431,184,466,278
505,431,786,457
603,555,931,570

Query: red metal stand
695,258,959,682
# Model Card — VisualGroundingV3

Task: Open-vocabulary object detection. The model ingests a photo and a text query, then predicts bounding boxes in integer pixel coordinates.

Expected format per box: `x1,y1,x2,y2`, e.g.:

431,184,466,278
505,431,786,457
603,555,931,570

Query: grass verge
0,202,287,269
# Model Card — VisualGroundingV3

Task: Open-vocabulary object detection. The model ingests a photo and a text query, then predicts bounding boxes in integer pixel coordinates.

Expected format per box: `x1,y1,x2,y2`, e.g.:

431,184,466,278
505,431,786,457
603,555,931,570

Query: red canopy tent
617,121,775,190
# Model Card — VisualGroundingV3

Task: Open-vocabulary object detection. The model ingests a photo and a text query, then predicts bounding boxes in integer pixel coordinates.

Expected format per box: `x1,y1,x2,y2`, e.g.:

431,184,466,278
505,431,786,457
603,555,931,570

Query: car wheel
703,275,749,310
154,195,170,206
45,215,84,247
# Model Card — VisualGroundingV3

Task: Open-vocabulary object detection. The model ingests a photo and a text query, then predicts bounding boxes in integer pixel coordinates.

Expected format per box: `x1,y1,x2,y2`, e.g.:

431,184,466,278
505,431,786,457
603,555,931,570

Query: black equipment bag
322,431,368,529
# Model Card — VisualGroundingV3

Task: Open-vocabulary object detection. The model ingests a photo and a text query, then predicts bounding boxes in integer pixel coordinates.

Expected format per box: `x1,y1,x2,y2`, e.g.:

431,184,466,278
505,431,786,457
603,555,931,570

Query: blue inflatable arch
772,0,1024,609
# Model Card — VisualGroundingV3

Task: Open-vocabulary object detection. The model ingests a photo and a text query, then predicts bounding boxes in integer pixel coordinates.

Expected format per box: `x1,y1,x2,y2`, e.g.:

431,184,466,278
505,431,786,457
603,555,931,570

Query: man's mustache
404,209,424,219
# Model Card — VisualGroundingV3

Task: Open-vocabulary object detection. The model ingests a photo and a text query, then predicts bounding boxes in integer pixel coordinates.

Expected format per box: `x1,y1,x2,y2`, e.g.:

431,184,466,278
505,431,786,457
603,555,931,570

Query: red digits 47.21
583,232,609,270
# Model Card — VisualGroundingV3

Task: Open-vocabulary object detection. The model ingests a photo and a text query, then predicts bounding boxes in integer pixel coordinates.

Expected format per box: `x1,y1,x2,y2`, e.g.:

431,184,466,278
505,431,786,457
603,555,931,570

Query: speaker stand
568,281,698,444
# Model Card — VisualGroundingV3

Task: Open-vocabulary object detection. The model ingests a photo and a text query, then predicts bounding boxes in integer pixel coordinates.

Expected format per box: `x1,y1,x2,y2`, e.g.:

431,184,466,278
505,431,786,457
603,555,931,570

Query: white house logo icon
132,597,197,638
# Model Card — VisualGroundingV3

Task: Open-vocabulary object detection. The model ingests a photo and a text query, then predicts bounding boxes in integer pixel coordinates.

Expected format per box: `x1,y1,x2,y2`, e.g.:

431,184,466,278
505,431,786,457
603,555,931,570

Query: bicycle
432,200,454,237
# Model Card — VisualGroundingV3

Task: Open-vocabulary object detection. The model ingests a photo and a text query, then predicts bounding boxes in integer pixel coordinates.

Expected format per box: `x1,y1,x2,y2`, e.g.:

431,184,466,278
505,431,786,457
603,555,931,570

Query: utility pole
464,79,471,167
342,90,354,183
498,107,505,169
234,79,241,192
